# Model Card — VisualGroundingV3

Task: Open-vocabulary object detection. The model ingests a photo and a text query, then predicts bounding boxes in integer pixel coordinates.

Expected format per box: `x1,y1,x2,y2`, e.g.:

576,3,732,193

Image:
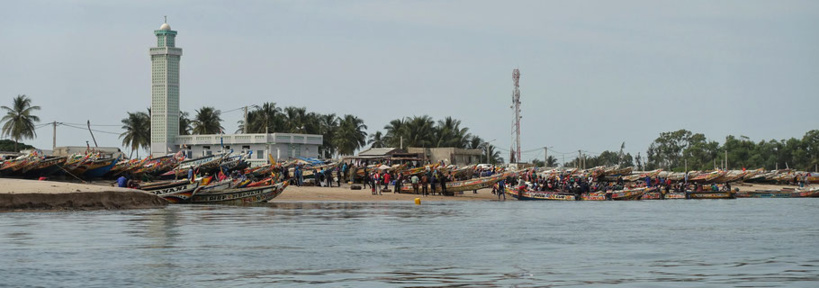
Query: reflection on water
1,200,818,287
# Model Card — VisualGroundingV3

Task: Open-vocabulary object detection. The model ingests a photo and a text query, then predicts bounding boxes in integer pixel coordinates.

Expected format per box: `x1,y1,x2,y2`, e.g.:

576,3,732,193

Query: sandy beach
0,179,167,211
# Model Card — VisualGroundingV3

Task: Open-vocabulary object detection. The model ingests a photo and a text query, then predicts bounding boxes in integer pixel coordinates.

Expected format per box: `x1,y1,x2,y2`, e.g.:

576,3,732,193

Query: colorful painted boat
580,192,608,201
81,158,118,178
160,153,227,178
399,172,514,195
642,191,687,199
0,156,33,176
687,191,735,199
734,191,792,198
610,187,652,200
189,181,288,204
505,188,576,201
139,180,201,204
22,156,67,178
791,186,819,197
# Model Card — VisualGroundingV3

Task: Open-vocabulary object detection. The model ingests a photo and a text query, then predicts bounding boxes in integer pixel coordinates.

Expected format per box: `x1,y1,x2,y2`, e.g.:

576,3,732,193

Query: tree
179,111,192,135
433,116,471,148
368,131,386,149
546,155,558,167
1,95,40,151
404,115,435,148
0,139,33,152
647,129,693,170
119,111,151,158
383,118,407,148
318,113,339,158
191,106,223,135
334,115,367,155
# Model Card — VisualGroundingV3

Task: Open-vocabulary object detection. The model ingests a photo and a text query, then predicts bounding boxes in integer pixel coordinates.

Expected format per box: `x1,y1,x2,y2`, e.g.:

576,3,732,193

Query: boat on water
642,191,687,200
505,188,576,201
791,186,819,197
160,153,227,178
687,190,735,199
188,181,288,205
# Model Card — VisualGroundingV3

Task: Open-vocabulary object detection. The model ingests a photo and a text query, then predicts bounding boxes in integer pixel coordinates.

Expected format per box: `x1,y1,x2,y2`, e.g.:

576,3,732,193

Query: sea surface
1,199,818,287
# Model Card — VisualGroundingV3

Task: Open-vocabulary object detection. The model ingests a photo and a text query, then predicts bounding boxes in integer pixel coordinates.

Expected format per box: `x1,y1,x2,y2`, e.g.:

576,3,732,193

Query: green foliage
1,95,41,151
119,111,151,158
192,106,224,135
377,115,475,149
0,139,34,152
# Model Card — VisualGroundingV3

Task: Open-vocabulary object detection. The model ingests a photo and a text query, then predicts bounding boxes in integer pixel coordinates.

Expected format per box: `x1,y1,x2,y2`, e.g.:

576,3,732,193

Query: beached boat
690,170,726,183
22,156,67,178
189,181,288,204
398,172,514,196
81,158,118,178
611,186,652,200
734,190,792,198
139,180,201,203
0,155,33,176
505,188,576,201
641,191,687,200
160,153,227,178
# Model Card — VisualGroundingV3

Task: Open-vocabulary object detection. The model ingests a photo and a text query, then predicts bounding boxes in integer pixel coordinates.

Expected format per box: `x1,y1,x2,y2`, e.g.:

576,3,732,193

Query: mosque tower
149,18,182,156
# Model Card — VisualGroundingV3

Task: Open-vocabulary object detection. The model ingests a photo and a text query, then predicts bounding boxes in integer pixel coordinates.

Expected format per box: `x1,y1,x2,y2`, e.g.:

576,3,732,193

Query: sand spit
0,179,167,211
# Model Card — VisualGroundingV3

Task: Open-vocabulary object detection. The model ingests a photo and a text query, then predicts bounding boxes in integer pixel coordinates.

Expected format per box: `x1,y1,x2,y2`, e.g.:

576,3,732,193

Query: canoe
398,172,514,195
642,191,686,200
22,156,67,178
611,187,652,200
735,191,792,198
189,181,288,205
82,158,118,178
139,180,201,204
160,153,227,178
687,191,735,199
791,186,819,197
505,188,576,201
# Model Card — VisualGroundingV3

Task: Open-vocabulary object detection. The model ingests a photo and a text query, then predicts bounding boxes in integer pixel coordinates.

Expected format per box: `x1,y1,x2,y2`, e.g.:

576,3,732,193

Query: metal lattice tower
512,69,521,163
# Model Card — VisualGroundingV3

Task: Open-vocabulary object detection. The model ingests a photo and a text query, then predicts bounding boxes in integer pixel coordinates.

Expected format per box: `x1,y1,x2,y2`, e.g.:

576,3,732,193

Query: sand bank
0,179,167,211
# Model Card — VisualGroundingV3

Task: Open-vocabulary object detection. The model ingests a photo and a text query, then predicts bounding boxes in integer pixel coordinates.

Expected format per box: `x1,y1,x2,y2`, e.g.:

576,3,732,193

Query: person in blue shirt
117,175,129,188
497,179,506,201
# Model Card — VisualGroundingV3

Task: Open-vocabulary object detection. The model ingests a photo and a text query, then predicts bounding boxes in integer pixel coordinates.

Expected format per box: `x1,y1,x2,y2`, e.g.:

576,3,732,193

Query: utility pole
511,69,522,164
578,150,581,168
724,150,728,170
544,147,548,168
243,106,248,134
52,121,57,151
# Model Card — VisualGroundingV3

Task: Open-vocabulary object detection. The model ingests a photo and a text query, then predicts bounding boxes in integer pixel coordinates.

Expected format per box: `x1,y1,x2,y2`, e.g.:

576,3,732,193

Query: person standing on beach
497,179,506,201
411,174,420,194
383,171,391,191
395,173,402,193
421,174,429,196
440,171,448,195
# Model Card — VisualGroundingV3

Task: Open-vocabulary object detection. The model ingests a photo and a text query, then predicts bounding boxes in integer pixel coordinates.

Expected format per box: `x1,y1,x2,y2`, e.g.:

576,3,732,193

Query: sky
1,0,817,162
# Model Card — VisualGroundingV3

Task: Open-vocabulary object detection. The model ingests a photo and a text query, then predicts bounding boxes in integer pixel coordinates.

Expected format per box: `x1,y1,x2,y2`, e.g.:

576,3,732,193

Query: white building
175,133,322,167
147,20,322,164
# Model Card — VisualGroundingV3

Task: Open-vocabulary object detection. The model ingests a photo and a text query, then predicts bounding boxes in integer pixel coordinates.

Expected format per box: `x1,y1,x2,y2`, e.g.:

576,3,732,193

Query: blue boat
82,158,119,178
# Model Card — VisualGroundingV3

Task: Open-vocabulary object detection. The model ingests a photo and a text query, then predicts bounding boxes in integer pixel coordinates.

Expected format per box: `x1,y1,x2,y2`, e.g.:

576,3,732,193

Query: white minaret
150,19,182,156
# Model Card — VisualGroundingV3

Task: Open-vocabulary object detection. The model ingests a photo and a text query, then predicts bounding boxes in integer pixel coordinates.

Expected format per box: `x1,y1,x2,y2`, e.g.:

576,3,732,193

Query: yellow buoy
414,198,421,205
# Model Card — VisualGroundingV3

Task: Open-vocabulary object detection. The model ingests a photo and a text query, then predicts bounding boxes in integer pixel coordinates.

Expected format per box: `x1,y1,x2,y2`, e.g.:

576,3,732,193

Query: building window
257,150,264,159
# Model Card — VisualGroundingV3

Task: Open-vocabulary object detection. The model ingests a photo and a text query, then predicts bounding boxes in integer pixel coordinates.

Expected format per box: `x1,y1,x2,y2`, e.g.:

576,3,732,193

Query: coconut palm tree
334,115,367,156
318,113,338,158
1,95,41,151
404,115,435,148
283,106,307,133
368,131,386,148
119,111,151,158
191,106,224,135
383,118,407,148
179,111,192,135
434,116,470,148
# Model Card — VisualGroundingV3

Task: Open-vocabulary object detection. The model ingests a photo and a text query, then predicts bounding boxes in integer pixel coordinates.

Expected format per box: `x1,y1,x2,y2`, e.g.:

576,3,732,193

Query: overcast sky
2,0,817,162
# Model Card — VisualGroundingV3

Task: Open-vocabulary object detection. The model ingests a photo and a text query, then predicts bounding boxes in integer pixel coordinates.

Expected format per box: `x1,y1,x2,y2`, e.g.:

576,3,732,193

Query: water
2,199,818,287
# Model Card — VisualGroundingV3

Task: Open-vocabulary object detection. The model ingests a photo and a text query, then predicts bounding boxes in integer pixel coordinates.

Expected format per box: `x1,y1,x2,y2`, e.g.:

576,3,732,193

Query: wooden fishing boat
580,192,607,201
139,180,201,203
0,156,32,176
603,166,632,177
505,187,576,201
81,158,118,178
642,191,687,200
189,181,288,204
734,190,792,198
398,172,514,195
690,170,725,183
791,186,819,197
160,153,227,178
611,186,652,200
449,164,476,179
22,156,67,178
687,190,735,199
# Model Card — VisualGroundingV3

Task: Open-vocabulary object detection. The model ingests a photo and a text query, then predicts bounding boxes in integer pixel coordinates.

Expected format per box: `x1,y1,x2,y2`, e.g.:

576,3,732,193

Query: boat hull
189,182,288,205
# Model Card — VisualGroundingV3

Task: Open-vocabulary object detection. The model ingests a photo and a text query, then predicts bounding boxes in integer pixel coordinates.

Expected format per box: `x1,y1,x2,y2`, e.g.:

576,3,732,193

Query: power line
60,123,121,135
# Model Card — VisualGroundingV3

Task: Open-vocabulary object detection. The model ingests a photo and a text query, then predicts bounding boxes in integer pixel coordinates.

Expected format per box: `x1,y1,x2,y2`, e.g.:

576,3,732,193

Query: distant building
147,20,321,163
175,133,322,167
406,147,483,166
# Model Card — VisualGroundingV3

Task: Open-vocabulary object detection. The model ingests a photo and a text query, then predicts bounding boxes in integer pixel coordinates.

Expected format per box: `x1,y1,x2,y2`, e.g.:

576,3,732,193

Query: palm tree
383,118,407,148
318,113,338,158
283,106,307,133
179,111,192,135
546,155,558,167
404,115,435,148
334,114,367,156
467,135,484,149
434,116,470,148
486,144,504,165
1,95,40,151
119,111,151,158
191,106,224,135
368,131,386,148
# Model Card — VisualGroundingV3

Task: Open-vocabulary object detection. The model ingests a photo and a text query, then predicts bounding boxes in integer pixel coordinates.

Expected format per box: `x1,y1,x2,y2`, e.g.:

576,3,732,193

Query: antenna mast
512,69,521,163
